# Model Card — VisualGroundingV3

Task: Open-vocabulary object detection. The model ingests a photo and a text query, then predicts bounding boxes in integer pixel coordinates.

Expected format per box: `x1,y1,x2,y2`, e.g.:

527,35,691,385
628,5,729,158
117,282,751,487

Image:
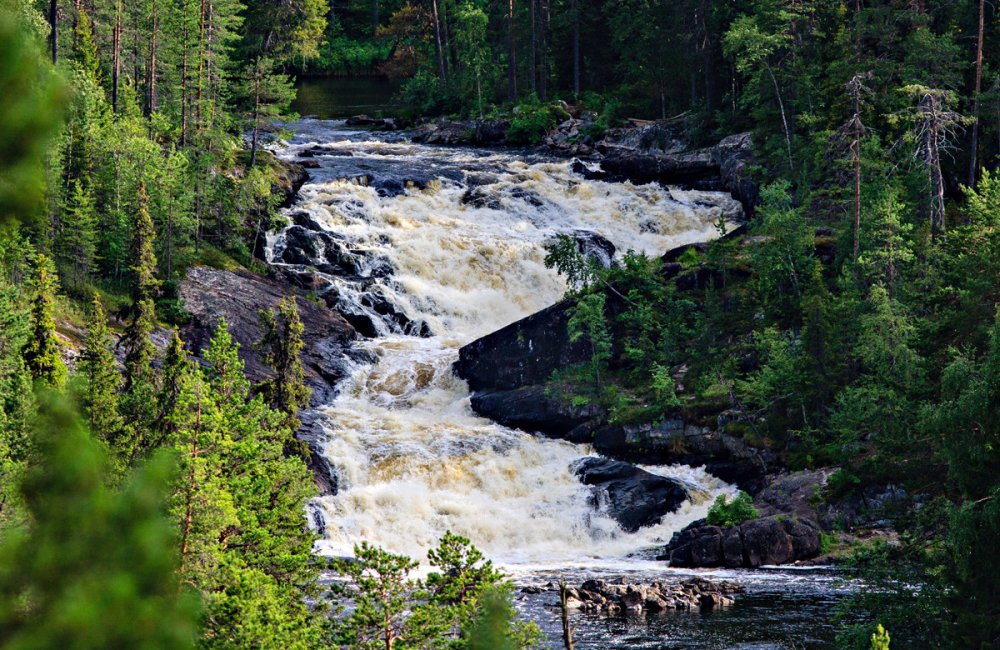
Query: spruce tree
120,184,161,456
79,295,124,450
204,317,250,405
56,179,98,290
256,296,310,437
22,253,65,388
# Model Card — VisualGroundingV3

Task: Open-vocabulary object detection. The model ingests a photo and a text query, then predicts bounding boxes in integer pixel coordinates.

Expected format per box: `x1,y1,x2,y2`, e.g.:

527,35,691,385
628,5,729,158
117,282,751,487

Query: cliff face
179,265,366,405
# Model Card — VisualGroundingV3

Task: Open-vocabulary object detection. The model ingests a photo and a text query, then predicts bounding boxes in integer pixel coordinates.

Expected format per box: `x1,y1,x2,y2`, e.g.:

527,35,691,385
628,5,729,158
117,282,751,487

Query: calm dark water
292,77,401,119
512,566,852,649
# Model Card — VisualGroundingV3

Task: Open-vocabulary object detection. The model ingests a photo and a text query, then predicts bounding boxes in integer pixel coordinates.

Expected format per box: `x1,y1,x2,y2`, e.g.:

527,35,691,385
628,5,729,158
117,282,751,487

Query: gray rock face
179,266,362,406
594,131,758,217
662,515,821,568
454,298,591,392
572,457,689,533
179,266,367,496
591,419,779,493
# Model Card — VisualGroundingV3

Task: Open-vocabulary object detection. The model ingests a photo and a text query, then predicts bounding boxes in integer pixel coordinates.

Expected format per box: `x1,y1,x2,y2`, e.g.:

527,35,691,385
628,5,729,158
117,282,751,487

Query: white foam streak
279,124,739,567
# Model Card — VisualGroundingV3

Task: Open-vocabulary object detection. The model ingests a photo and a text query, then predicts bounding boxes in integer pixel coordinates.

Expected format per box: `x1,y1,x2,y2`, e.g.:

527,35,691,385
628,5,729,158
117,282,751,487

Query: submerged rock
572,457,689,533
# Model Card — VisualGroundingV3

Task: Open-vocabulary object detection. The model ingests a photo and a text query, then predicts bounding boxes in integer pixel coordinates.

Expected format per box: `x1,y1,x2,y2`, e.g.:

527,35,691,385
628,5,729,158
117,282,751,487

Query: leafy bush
506,102,559,144
706,491,759,527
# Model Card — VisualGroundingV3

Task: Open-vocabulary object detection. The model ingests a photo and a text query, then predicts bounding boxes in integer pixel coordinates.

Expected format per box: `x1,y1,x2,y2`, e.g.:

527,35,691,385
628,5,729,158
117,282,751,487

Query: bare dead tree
968,0,986,188
903,86,969,242
836,72,873,265
559,580,575,650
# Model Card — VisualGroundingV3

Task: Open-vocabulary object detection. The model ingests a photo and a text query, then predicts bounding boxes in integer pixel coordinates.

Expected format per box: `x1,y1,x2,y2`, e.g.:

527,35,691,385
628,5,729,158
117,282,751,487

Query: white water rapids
272,119,744,569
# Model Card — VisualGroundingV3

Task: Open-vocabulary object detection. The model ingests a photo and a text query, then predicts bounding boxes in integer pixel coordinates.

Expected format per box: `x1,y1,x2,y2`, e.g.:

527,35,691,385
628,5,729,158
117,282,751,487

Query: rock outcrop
470,385,603,439
662,516,822,568
561,577,744,614
179,265,363,406
590,419,778,493
594,131,758,217
572,457,690,533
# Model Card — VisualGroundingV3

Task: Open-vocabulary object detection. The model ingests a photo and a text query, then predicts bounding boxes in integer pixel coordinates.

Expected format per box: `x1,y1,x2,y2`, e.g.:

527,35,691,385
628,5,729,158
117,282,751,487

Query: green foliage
256,296,311,440
870,625,890,650
543,234,599,292
0,0,65,226
22,253,65,387
507,102,560,145
333,534,538,650
0,395,200,649
332,541,421,650
79,296,124,452
705,491,759,528
567,292,612,389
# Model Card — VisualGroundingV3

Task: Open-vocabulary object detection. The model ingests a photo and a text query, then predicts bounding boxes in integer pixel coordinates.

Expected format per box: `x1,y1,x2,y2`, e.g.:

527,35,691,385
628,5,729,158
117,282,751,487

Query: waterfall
271,119,742,567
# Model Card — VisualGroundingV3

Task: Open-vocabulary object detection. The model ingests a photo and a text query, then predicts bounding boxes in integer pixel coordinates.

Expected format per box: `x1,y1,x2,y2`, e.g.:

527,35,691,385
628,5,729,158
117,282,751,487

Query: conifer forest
3,0,1000,648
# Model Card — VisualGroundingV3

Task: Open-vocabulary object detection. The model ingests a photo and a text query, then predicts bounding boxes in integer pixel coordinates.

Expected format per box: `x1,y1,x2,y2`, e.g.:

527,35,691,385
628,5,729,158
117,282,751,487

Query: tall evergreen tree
256,296,310,436
120,184,161,458
22,253,65,387
79,295,124,450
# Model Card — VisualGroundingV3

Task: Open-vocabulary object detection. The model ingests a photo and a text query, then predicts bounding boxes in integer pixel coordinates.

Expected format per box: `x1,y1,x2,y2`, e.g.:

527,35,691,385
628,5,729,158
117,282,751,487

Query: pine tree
22,253,65,388
79,296,124,450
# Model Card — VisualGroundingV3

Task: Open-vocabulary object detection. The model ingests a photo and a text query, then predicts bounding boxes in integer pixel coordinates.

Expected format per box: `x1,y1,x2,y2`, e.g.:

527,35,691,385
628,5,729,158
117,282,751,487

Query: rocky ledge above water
179,266,366,495
557,577,744,614
405,114,759,216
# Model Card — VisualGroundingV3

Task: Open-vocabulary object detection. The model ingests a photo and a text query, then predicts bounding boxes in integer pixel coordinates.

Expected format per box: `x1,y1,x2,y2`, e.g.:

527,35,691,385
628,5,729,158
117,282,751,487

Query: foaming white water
275,120,740,567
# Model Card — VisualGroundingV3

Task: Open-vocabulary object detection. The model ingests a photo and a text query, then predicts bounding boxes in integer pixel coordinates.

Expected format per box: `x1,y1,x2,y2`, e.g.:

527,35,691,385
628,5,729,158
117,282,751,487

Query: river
269,115,848,649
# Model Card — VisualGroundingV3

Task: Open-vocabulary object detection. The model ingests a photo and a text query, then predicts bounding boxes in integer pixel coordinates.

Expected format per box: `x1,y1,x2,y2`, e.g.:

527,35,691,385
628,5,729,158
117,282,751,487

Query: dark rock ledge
559,577,744,614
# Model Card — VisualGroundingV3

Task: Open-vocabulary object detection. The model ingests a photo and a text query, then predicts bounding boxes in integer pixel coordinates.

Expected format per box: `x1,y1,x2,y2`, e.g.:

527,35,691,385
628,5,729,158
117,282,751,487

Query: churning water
270,119,741,565
271,119,847,647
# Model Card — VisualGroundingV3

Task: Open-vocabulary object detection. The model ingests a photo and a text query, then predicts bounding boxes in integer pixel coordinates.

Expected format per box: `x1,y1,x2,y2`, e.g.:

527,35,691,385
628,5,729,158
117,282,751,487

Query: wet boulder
662,515,821,568
568,230,616,268
572,457,690,533
470,385,603,439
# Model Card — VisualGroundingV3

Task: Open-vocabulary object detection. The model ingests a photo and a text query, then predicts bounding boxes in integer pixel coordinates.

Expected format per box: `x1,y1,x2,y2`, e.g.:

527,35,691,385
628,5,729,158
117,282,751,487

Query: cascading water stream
270,119,744,568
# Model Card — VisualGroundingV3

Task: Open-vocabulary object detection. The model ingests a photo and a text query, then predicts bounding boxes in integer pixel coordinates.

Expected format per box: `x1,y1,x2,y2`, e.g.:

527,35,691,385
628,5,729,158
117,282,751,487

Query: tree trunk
249,76,261,168
430,0,447,82
180,17,189,145
196,0,207,134
370,0,378,34
571,0,579,96
507,0,517,101
968,0,985,189
538,0,548,101
112,0,121,113
852,128,861,264
559,581,575,650
764,61,793,170
49,0,58,64
529,0,536,93
146,0,158,117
